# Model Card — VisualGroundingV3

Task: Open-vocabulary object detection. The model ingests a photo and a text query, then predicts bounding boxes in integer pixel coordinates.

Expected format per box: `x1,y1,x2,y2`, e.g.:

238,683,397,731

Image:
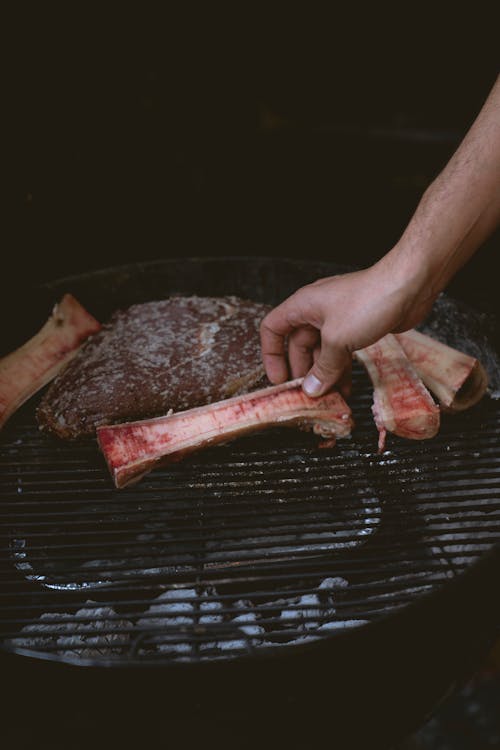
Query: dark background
7,20,499,317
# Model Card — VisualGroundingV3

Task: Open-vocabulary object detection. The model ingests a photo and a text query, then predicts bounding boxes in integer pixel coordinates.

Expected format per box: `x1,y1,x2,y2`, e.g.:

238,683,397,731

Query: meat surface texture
97,378,354,488
0,294,100,431
396,329,488,411
37,296,271,438
355,334,440,452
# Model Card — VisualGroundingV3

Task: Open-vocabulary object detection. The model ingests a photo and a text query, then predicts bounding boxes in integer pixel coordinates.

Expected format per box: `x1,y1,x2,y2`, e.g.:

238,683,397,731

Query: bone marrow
97,379,354,488
0,295,100,430
396,329,488,412
355,334,440,452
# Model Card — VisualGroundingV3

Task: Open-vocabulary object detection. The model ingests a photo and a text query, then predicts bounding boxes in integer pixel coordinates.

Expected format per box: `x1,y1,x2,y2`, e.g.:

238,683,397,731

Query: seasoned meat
37,296,271,438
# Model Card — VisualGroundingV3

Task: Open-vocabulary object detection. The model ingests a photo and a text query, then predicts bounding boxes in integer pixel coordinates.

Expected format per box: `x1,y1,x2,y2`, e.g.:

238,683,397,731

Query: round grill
1,258,500,666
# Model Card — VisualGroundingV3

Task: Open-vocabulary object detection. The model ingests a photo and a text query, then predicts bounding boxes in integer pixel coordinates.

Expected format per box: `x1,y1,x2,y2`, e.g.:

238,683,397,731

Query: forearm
378,75,500,301
261,77,500,395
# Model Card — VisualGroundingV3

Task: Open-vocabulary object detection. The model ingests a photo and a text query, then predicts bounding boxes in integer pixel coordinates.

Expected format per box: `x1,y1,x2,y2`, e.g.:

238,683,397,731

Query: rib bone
97,379,354,488
0,294,100,430
396,329,488,412
355,334,440,452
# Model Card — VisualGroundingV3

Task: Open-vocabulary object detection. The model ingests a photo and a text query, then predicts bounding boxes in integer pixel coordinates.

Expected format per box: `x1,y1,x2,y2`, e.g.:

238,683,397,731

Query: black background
6,15,499,312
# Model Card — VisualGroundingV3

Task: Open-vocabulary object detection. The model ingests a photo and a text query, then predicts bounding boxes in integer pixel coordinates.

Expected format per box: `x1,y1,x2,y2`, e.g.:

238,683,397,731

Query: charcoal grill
2,257,500,748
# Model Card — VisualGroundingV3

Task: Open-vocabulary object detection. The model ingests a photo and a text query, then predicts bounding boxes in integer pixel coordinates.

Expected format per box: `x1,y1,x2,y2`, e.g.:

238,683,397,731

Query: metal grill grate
1,361,500,665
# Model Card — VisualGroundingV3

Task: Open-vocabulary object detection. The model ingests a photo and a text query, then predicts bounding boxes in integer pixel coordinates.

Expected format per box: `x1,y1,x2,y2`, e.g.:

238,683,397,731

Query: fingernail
303,373,323,396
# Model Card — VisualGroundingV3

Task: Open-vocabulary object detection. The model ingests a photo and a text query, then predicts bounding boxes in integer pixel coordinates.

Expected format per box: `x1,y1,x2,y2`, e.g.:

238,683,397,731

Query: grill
1,257,500,673
2,370,500,664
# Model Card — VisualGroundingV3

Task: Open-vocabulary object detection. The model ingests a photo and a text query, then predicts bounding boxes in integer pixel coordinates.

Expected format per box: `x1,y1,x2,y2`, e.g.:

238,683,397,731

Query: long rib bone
97,378,354,488
396,329,488,412
0,294,100,430
355,334,440,452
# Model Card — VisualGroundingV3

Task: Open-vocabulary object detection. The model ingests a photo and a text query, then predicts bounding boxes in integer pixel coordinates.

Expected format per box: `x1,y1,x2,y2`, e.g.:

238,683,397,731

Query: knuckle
291,326,318,348
315,360,341,379
260,314,278,336
320,331,337,350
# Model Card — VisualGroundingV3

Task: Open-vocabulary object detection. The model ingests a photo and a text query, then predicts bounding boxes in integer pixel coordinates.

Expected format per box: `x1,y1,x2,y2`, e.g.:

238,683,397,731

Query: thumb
302,342,349,397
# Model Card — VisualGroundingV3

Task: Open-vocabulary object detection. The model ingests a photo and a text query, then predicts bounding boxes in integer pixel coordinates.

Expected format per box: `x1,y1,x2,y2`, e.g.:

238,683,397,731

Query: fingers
288,325,320,379
260,296,309,384
313,345,352,399
336,368,352,400
312,345,351,398
260,318,289,384
303,334,351,397
261,285,352,395
260,312,291,384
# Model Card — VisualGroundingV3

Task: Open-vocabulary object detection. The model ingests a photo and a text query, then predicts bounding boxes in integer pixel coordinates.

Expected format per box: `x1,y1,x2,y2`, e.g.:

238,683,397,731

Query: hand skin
261,75,500,398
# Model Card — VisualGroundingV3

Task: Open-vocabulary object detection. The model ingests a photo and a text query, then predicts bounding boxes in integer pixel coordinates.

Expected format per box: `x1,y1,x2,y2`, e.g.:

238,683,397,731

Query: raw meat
97,378,354,488
396,329,488,411
0,295,100,431
355,334,440,452
37,296,271,438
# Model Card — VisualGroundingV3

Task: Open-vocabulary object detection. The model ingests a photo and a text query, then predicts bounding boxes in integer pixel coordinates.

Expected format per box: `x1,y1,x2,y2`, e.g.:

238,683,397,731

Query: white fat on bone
395,329,488,411
0,294,100,430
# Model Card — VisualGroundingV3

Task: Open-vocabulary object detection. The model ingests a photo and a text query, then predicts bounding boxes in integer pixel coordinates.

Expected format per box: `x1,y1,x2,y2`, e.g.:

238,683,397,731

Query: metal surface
1,258,500,667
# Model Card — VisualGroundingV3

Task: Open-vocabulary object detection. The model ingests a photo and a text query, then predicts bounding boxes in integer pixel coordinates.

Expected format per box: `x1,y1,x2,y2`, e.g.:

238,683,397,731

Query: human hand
261,78,500,400
260,257,436,398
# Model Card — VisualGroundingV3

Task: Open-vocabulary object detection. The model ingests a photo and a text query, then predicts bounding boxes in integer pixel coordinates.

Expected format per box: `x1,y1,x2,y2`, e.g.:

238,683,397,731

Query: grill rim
38,255,355,295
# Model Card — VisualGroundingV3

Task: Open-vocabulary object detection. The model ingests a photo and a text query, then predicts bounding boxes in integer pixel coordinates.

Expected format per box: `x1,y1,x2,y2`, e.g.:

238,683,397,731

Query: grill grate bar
1,496,498,526
0,493,498,519
0,546,492,586
2,472,500,496
0,575,450,613
3,514,498,543
3,624,376,650
1,502,498,528
0,601,415,640
0,556,478,584
0,501,379,523
2,526,500,564
0,470,500,505
0,594,432,629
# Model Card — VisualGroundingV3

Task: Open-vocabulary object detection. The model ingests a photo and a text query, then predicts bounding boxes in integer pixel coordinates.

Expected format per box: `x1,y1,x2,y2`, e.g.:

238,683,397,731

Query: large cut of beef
37,296,271,438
